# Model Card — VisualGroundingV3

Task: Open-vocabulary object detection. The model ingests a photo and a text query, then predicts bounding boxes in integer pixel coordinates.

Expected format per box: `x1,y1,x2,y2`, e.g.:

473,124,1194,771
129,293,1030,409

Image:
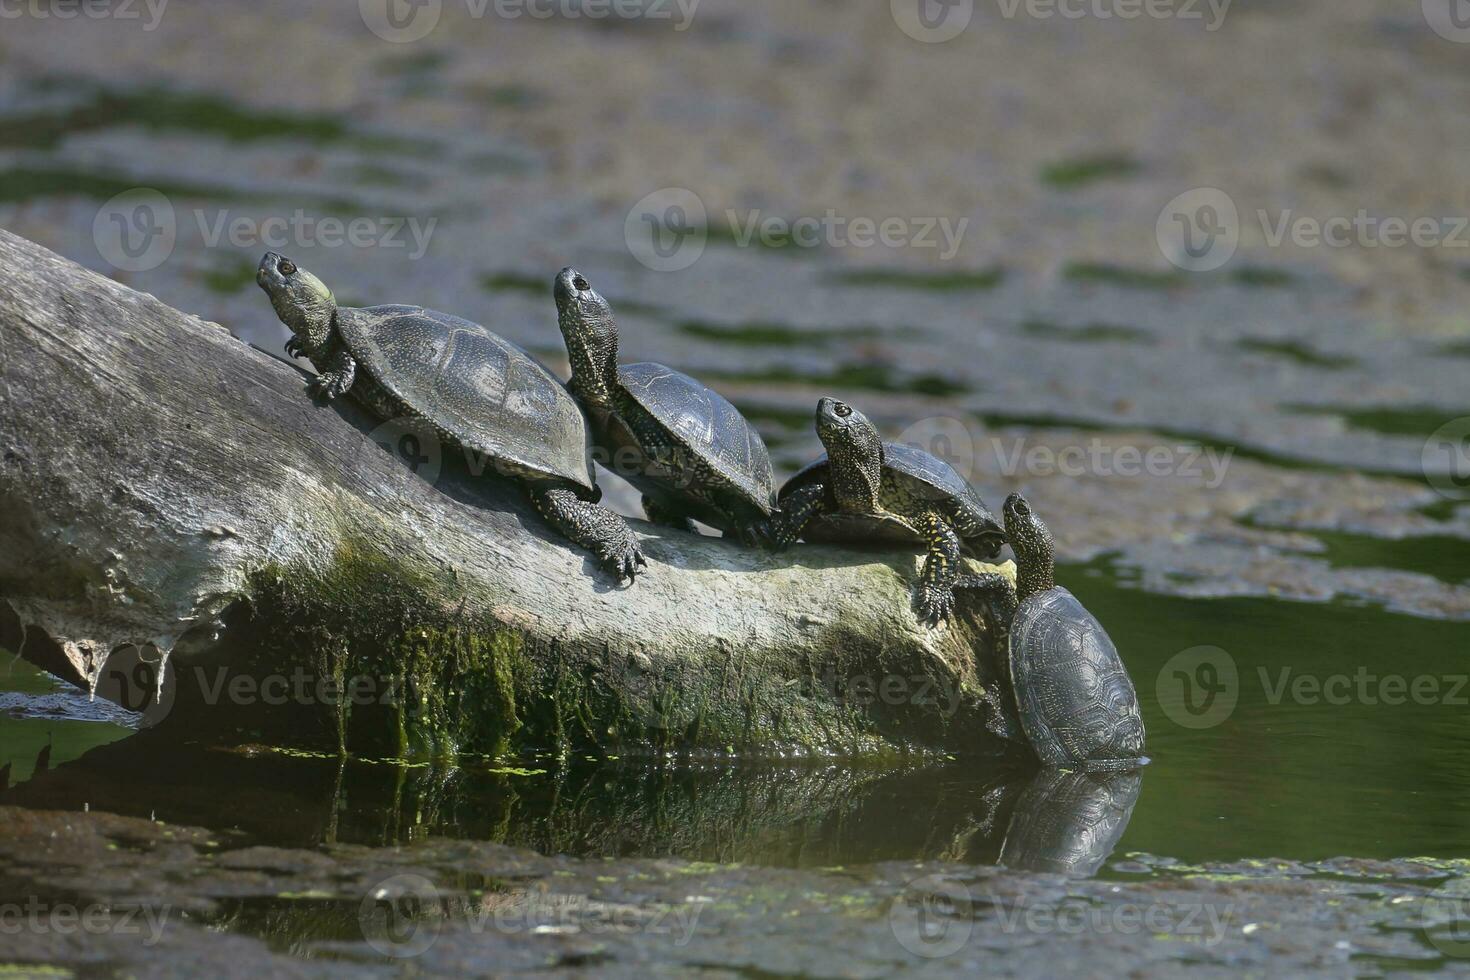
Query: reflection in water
998,770,1141,875
0,733,1138,874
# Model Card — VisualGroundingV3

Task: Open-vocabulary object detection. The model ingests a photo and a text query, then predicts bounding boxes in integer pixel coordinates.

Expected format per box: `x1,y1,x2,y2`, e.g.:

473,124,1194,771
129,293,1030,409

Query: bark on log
0,230,1018,760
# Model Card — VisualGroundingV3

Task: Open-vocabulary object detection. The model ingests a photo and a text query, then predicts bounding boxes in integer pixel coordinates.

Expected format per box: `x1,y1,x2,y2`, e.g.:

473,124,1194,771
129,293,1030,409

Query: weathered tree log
0,230,1017,760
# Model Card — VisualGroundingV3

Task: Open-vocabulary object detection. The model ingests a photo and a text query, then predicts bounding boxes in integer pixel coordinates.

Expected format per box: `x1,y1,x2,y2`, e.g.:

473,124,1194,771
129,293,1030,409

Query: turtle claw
284,336,305,359
308,373,351,402
913,587,955,629
605,543,647,583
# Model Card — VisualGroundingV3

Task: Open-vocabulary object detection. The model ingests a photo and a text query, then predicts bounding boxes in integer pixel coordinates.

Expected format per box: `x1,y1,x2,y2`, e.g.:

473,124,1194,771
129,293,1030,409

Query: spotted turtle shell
337,305,595,490
778,442,1002,548
1009,586,1146,768
998,769,1141,875
619,361,777,512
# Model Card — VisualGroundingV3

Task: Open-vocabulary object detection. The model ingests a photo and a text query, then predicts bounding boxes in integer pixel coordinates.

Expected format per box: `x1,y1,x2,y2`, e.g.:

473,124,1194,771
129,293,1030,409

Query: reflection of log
3,735,1139,869
0,230,1018,758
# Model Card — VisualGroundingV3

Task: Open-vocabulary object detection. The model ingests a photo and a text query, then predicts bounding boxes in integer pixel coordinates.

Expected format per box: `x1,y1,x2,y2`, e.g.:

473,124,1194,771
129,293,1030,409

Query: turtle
256,252,645,582
552,268,777,544
764,397,1006,627
957,493,1146,770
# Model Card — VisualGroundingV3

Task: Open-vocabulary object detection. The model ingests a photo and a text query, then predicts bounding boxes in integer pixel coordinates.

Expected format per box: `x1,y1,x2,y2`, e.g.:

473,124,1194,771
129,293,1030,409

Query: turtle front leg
532,484,647,583
954,572,1019,624
308,346,357,401
760,481,827,552
914,510,963,628
642,495,698,535
954,572,1025,744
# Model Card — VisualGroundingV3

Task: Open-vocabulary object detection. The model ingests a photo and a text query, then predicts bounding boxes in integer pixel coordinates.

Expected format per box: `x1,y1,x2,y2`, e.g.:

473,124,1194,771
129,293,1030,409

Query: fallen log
0,229,1017,760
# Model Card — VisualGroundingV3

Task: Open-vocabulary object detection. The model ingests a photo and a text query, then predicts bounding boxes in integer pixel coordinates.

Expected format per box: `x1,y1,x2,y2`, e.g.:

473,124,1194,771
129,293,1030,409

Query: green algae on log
0,231,1017,761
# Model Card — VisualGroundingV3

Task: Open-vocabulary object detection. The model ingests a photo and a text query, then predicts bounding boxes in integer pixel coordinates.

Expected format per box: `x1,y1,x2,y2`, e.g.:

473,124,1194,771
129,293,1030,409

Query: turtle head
257,252,336,354
815,397,884,513
554,267,618,409
1004,493,1055,600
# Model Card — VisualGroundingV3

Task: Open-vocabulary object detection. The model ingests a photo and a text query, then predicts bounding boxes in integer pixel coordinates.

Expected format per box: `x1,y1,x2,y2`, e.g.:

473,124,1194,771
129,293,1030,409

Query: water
7,568,1470,870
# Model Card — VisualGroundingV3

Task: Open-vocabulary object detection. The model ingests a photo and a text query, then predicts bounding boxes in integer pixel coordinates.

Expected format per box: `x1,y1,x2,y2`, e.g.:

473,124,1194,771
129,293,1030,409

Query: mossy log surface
0,230,1017,760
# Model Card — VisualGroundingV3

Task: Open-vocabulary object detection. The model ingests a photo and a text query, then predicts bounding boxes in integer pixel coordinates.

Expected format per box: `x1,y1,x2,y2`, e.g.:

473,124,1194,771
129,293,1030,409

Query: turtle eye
834,403,853,418
278,259,297,277
572,274,590,291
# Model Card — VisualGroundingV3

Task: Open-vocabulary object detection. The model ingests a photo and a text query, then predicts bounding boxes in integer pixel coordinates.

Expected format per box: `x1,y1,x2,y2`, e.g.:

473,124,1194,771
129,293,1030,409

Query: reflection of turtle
959,494,1146,769
766,398,1005,627
257,252,644,581
553,269,777,544
998,769,1142,875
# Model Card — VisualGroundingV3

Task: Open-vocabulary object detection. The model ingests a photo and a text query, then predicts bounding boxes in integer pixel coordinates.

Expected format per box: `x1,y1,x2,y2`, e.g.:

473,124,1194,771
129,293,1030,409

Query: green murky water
6,567,1470,870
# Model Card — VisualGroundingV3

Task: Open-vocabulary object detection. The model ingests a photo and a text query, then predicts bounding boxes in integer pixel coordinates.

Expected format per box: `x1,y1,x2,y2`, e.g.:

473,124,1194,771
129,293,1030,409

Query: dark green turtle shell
618,361,777,513
778,442,1001,548
1009,586,1147,770
337,305,596,491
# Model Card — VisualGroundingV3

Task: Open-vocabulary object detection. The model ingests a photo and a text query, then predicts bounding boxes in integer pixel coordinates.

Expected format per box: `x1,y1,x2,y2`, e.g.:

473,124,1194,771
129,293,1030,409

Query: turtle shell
619,361,776,512
778,442,1001,548
337,305,595,490
998,769,1141,875
1008,587,1147,769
